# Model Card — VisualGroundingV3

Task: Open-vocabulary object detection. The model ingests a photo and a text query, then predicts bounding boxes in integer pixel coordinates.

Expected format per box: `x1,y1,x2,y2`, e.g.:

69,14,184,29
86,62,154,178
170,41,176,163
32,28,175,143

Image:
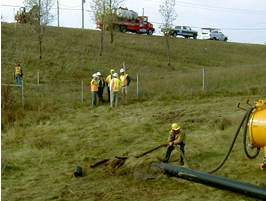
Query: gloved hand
169,141,174,146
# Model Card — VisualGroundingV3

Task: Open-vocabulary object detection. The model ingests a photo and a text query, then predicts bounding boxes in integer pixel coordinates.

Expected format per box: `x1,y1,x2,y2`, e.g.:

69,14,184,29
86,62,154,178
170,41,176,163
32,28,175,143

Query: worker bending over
109,72,120,108
90,73,99,107
119,68,131,99
163,123,185,165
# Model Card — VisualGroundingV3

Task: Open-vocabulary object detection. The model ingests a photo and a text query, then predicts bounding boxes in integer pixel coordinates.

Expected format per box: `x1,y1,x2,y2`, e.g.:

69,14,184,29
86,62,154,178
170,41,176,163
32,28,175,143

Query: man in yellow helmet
14,64,23,85
105,69,115,103
163,123,185,165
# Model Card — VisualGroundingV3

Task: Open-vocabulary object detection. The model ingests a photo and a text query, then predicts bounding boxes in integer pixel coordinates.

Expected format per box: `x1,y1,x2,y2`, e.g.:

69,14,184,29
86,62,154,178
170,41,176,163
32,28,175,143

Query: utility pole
57,0,59,27
142,8,144,16
82,0,84,29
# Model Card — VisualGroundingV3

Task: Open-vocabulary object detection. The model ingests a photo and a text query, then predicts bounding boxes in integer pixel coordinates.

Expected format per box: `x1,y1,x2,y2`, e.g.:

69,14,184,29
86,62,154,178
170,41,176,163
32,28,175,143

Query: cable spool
248,100,266,147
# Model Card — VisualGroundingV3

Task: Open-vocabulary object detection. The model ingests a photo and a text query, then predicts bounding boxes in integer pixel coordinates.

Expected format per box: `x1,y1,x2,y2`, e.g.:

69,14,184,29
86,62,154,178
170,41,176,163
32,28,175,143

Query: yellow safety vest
90,79,99,92
120,74,128,87
111,78,120,92
105,74,112,85
15,66,21,75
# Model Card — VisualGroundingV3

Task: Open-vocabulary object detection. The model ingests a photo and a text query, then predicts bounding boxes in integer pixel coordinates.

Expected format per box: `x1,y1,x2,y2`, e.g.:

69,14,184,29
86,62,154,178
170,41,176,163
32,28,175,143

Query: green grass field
1,22,266,201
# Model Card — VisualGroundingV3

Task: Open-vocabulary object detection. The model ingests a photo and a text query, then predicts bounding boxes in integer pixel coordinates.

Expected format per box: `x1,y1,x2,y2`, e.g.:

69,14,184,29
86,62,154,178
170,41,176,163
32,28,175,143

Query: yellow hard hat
171,123,180,131
110,69,115,73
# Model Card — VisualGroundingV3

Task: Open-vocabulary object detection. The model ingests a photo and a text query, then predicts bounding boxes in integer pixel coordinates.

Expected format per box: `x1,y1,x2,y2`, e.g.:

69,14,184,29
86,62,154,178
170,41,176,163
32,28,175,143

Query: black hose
207,109,249,174
243,106,260,159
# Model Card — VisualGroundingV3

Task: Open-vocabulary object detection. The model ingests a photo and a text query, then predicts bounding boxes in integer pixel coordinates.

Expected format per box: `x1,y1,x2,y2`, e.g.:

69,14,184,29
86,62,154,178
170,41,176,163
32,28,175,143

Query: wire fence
2,64,266,107
1,74,142,106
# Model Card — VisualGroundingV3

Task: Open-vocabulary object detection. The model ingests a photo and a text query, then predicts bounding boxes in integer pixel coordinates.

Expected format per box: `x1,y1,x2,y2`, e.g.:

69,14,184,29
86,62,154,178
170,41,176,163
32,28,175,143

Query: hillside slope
1,22,266,201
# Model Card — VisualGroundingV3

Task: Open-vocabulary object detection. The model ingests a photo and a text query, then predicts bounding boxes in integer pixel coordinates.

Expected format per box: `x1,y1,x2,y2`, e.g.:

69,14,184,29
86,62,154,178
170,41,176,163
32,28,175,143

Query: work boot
179,160,184,166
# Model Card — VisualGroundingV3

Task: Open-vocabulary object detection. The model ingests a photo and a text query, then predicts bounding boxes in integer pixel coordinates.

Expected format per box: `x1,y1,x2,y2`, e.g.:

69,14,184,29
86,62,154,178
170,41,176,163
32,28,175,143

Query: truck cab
137,16,154,35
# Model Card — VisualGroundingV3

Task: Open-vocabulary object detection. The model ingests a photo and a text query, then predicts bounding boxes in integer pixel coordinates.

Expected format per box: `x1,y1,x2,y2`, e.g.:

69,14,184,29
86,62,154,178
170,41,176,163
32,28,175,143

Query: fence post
123,61,126,71
21,80,24,105
202,68,205,90
136,74,139,98
37,71,40,86
81,80,84,104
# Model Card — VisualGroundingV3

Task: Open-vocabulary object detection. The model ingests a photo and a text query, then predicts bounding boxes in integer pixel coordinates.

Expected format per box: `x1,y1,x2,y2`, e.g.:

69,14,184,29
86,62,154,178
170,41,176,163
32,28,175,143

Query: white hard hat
113,73,118,77
120,68,125,73
92,73,97,78
96,72,101,76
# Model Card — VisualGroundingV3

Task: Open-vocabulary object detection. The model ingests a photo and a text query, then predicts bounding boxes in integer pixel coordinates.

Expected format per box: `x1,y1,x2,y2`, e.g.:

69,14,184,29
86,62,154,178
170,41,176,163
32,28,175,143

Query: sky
1,0,266,44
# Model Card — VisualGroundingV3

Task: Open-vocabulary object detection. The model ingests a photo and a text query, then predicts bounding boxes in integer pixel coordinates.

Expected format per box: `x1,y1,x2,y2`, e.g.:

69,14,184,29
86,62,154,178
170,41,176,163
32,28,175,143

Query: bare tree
91,0,107,56
91,0,124,45
24,0,54,60
159,0,176,66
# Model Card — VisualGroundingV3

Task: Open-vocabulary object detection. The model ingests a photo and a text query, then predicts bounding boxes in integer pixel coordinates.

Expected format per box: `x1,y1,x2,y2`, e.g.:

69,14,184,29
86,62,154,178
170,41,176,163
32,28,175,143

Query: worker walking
105,69,115,103
14,64,23,85
90,73,99,107
163,123,185,165
119,68,131,99
96,72,105,103
109,72,120,108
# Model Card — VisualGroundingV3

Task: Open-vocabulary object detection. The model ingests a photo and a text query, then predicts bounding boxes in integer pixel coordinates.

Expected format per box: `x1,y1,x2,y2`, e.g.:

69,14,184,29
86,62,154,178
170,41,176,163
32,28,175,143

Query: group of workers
90,68,131,108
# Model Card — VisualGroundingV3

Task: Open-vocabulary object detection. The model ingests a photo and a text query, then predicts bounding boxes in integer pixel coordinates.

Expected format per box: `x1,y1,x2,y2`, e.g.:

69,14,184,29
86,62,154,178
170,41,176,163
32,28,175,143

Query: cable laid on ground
206,108,250,173
178,109,251,173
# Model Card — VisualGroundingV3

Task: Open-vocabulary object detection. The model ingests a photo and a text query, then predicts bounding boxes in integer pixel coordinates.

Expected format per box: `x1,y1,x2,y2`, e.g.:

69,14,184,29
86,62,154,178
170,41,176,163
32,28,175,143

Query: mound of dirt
104,156,164,180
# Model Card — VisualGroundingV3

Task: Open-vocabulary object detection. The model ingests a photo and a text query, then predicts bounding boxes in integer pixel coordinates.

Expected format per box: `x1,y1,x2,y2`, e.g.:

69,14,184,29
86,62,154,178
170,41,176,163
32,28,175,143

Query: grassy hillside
1,22,266,201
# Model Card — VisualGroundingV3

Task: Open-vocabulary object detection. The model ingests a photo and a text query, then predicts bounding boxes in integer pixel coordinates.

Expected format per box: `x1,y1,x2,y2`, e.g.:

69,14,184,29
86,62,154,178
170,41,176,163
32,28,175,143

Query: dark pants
163,142,185,163
98,87,104,103
107,86,110,102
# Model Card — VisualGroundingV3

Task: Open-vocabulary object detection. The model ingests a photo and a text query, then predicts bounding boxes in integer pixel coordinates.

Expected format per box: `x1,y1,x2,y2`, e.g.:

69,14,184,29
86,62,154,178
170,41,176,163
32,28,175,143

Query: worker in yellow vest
163,123,185,166
14,64,23,85
109,72,120,108
105,69,115,103
90,73,99,107
119,68,131,99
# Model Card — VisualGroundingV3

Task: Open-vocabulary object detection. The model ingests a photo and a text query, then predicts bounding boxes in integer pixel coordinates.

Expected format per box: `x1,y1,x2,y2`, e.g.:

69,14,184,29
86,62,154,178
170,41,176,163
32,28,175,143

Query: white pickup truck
210,30,228,41
202,28,228,41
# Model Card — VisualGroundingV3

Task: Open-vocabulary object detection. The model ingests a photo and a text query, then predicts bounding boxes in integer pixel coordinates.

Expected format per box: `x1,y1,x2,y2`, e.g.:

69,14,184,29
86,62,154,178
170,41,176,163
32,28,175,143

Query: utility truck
96,7,155,35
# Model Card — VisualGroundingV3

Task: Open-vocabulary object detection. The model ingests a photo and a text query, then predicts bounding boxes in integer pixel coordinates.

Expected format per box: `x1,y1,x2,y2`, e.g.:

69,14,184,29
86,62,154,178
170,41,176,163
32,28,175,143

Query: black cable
207,109,249,174
243,106,260,159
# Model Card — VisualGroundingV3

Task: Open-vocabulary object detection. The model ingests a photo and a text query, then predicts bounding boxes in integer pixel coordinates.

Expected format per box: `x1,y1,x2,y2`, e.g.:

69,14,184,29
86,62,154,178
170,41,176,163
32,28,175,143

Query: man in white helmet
90,73,99,107
109,72,120,108
119,68,131,100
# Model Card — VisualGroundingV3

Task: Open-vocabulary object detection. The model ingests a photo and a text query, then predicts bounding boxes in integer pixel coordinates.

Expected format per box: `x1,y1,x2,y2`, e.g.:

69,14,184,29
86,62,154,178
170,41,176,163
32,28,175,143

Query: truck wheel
120,26,127,33
172,32,177,37
224,37,228,42
147,29,153,35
